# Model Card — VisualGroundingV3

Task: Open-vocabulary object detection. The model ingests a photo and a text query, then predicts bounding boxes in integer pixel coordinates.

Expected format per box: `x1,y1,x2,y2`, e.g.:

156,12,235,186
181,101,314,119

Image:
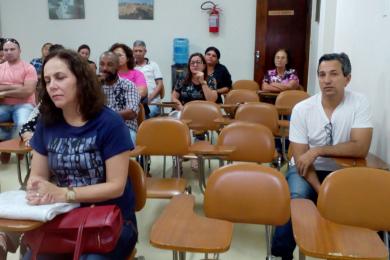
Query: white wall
0,0,256,91
311,0,390,163
2,0,389,163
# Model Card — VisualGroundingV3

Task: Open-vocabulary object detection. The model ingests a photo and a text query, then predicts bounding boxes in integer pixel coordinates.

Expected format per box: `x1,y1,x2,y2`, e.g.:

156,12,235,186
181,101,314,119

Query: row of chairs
146,161,390,260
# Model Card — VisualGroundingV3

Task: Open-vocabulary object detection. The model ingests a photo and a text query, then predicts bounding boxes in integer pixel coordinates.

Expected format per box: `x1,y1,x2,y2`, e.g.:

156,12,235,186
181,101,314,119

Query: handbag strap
30,231,45,260
73,208,91,260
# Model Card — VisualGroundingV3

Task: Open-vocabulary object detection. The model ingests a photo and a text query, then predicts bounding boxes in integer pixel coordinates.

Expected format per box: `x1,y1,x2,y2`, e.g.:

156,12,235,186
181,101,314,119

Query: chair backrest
204,163,290,225
317,167,390,231
137,103,145,127
232,80,260,91
224,89,260,105
128,160,147,212
224,89,260,117
217,121,275,163
136,117,190,156
180,100,223,132
274,90,309,109
234,102,279,135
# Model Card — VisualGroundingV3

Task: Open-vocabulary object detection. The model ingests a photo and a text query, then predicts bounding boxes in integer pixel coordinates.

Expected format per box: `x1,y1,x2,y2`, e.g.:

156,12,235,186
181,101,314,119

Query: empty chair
232,79,260,91
291,167,390,260
180,100,224,142
235,102,287,167
235,102,279,135
224,89,260,117
204,163,290,259
136,117,190,198
217,121,275,164
137,103,146,127
127,159,146,260
274,90,309,118
318,167,390,243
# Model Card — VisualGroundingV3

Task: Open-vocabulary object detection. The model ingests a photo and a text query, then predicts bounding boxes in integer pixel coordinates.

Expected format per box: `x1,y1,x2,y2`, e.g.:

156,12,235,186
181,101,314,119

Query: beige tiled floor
0,154,315,260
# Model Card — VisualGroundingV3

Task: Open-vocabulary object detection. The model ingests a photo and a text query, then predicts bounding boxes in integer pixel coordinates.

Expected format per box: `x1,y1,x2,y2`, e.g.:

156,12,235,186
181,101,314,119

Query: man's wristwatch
66,186,76,203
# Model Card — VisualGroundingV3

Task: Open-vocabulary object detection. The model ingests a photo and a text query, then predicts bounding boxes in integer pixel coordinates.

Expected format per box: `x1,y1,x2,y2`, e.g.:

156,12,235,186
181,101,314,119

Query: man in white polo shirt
133,40,164,118
271,52,373,260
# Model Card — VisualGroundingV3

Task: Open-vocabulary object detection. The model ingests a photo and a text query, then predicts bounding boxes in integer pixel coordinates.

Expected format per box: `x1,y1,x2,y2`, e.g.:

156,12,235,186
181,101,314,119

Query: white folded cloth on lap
0,190,79,222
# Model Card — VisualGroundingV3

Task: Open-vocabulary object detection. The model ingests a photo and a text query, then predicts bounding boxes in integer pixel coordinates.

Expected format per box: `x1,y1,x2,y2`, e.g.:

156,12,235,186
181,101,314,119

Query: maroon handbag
24,205,123,260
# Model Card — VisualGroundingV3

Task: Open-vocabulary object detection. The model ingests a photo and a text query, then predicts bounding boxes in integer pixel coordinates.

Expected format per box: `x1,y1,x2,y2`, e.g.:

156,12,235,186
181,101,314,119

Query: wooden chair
217,121,275,164
135,117,189,199
291,167,390,260
204,162,290,259
234,102,288,167
137,103,145,127
223,89,260,117
0,122,14,129
274,90,309,118
232,79,260,91
318,167,390,251
127,159,147,260
180,100,224,143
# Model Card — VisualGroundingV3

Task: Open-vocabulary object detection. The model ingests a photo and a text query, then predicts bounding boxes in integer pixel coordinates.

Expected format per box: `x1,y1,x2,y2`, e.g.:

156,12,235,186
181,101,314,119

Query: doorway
254,0,312,90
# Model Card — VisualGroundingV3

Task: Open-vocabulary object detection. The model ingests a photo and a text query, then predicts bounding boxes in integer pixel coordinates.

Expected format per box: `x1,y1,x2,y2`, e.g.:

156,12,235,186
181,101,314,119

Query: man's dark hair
48,44,65,54
39,49,105,125
318,52,351,77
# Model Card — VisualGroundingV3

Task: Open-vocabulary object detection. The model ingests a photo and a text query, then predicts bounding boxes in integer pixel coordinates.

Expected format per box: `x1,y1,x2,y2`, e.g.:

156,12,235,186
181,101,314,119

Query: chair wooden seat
0,122,14,128
0,218,42,232
136,117,191,199
150,194,233,253
146,178,187,199
291,198,388,260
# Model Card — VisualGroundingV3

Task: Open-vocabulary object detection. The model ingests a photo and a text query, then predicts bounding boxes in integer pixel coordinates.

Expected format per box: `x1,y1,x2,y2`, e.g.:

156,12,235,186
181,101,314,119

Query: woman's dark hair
77,44,91,53
183,53,207,85
274,48,292,70
205,46,221,60
109,43,135,70
39,49,105,125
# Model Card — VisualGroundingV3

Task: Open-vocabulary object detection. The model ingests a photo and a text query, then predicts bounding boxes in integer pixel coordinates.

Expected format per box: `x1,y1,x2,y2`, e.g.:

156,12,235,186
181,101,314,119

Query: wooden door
254,0,312,90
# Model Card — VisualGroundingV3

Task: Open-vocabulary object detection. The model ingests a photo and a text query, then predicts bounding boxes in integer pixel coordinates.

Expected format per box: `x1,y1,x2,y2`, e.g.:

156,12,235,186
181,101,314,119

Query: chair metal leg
163,155,167,178
173,251,178,260
299,250,306,260
265,225,272,260
198,156,206,194
178,251,186,260
218,159,224,167
175,155,182,178
384,231,389,255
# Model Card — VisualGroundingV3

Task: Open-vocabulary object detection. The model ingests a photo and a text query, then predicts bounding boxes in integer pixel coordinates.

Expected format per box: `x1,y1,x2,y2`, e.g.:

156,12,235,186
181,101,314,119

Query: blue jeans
147,105,160,118
271,166,330,259
0,104,34,140
23,223,137,260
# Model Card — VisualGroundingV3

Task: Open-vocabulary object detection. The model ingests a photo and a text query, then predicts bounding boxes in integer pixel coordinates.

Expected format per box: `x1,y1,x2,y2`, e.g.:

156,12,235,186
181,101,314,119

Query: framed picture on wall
48,0,85,20
118,0,154,20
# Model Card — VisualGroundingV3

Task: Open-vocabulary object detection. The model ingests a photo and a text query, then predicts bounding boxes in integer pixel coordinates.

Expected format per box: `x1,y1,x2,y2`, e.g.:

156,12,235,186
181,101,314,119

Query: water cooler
171,38,189,90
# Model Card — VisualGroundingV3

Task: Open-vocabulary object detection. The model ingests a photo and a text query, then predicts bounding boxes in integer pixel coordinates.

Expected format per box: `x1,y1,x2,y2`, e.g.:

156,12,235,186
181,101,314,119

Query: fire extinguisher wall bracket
201,1,221,33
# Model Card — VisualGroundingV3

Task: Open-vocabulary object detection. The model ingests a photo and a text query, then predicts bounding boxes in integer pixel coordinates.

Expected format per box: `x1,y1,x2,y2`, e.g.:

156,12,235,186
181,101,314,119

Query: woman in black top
172,53,217,111
204,46,232,103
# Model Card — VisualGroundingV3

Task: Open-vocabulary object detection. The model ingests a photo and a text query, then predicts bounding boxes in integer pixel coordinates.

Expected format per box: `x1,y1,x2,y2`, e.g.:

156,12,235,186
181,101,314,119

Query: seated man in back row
271,52,373,259
0,38,37,163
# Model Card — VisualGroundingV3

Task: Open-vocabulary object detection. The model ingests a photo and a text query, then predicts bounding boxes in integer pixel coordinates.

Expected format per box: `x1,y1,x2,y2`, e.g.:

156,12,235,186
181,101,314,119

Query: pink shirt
0,60,37,105
118,69,147,89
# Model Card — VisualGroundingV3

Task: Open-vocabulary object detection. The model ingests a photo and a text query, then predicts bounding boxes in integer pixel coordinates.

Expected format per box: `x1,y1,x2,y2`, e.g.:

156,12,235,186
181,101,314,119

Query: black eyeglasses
3,38,20,47
324,122,333,145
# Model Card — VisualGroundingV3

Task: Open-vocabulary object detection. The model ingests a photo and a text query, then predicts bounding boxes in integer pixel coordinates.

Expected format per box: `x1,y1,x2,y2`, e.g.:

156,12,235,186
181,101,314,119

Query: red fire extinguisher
201,1,221,33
